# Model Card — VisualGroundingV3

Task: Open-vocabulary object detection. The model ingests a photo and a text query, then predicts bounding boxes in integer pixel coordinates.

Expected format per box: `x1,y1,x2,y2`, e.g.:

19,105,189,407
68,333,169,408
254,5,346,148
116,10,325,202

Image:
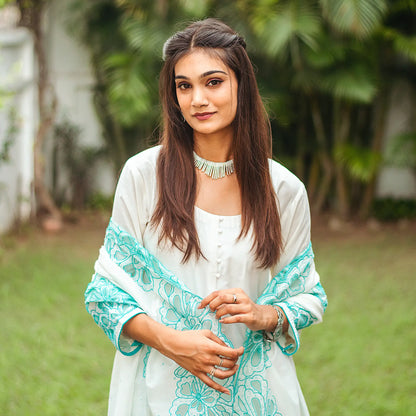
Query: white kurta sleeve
85,149,158,355
269,184,327,355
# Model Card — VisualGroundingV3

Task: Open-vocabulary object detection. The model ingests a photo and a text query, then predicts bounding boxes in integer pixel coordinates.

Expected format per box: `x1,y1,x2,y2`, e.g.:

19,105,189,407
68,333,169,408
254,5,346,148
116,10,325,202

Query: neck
193,131,233,162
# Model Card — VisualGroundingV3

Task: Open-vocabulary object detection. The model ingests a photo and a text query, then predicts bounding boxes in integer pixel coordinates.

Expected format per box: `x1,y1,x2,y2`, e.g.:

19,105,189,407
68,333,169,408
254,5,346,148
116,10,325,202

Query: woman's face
174,49,238,140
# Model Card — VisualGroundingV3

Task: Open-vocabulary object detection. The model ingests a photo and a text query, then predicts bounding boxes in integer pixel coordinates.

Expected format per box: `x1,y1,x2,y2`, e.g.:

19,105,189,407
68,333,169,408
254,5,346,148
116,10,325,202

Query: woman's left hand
198,289,277,332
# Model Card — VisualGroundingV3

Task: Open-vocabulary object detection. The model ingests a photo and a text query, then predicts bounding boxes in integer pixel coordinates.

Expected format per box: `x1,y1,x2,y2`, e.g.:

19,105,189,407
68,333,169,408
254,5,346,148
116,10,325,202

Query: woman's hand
123,314,243,395
199,288,280,332
162,329,244,395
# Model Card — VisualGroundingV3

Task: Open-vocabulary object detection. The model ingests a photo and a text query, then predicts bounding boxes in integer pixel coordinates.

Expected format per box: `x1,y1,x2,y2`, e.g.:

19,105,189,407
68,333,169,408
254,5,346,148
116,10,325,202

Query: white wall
44,0,115,197
0,27,36,233
376,80,416,199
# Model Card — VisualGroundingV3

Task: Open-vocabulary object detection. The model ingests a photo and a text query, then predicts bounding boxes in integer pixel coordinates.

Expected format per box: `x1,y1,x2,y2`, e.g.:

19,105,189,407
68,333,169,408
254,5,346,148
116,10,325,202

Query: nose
191,86,208,107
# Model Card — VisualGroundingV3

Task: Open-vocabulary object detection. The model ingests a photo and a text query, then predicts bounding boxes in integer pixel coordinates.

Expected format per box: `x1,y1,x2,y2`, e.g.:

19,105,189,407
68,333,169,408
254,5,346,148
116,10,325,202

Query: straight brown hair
151,18,282,268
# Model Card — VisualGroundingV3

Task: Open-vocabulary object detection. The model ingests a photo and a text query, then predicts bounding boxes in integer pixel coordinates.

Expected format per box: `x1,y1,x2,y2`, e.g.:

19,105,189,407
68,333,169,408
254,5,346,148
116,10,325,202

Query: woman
85,18,327,416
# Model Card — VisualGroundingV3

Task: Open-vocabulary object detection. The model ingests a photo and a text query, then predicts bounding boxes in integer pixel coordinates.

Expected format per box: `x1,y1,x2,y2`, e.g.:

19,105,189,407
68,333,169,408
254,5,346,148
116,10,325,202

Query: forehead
174,48,230,76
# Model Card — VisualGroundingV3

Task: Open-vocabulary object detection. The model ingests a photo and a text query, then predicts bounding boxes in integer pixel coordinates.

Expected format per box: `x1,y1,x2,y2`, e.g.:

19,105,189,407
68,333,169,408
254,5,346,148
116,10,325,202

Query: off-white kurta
85,145,327,415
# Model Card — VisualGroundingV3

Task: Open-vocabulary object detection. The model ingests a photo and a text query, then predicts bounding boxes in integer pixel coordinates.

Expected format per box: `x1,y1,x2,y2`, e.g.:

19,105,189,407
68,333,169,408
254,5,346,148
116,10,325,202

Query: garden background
0,0,415,415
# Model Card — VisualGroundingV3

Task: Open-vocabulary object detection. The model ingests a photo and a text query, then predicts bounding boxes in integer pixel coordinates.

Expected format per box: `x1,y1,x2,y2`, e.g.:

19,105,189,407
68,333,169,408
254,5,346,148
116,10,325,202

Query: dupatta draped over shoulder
84,146,327,416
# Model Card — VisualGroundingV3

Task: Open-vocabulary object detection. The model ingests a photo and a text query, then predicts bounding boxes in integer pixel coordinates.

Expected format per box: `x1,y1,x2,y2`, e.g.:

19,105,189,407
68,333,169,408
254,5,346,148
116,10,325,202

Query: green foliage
320,64,378,103
335,143,382,182
53,119,104,209
67,0,416,217
386,131,416,168
250,1,322,59
320,0,387,38
371,197,416,220
0,0,14,7
87,192,114,211
0,107,18,164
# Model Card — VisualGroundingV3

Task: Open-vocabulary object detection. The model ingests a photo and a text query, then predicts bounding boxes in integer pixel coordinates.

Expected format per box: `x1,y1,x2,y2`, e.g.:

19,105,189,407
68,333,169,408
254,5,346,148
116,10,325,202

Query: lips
193,112,215,120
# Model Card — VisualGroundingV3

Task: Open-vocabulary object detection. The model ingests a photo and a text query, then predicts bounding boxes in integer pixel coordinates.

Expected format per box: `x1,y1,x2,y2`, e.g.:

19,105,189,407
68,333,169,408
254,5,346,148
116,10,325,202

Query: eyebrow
174,70,228,80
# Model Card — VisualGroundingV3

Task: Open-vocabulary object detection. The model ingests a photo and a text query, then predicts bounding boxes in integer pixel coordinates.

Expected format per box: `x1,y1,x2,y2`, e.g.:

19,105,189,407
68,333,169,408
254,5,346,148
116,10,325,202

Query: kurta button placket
216,217,224,281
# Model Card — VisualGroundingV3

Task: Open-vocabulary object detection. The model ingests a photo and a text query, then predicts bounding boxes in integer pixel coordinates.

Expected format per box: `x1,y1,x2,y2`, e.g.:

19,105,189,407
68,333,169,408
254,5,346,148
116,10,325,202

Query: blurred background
0,1,415,415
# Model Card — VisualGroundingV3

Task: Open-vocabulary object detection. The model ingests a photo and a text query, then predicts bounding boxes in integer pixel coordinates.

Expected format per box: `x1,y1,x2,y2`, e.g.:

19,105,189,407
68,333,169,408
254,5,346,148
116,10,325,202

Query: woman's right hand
123,314,244,395
161,328,244,395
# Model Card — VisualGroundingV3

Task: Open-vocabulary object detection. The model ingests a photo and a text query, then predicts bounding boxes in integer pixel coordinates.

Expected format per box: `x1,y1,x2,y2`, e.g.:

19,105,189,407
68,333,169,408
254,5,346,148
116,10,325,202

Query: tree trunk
333,101,351,219
17,0,61,223
310,96,333,213
359,93,388,219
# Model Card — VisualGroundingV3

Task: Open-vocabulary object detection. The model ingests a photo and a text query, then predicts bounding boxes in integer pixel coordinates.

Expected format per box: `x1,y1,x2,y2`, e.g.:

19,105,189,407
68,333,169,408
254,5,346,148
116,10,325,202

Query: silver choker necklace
193,151,234,179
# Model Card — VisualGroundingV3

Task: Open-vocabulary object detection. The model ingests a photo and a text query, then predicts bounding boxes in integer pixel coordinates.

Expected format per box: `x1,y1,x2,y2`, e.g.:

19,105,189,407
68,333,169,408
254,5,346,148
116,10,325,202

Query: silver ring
233,294,237,304
218,357,224,367
209,367,216,378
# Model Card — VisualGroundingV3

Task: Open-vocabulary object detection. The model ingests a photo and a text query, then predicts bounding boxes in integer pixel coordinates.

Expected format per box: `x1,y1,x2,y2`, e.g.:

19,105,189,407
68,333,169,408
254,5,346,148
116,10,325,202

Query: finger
210,364,239,380
204,330,229,347
206,292,242,312
215,304,249,320
213,344,244,361
199,373,231,395
219,313,249,325
198,291,220,309
214,357,237,369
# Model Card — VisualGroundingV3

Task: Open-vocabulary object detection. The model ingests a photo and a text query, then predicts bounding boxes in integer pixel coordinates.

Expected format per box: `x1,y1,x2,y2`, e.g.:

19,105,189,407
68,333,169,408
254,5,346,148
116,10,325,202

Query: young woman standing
85,18,327,415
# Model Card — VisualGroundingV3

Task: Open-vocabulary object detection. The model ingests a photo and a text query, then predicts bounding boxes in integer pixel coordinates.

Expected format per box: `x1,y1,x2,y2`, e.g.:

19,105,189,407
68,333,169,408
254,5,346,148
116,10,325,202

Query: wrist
153,325,179,358
123,313,178,356
263,304,279,332
263,305,285,342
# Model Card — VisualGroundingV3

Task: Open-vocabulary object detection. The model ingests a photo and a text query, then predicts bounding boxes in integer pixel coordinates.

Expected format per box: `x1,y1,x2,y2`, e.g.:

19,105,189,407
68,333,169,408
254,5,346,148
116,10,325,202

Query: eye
207,79,223,87
176,82,191,90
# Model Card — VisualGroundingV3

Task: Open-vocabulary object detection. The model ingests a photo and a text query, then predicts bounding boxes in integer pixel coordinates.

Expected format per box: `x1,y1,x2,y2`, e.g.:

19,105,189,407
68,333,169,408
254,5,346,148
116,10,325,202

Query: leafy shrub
371,198,416,221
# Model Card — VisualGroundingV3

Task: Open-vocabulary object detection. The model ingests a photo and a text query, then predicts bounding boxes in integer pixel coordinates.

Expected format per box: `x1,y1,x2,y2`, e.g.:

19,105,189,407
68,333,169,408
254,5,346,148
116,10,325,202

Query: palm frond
320,65,378,103
177,0,209,17
393,32,416,62
320,0,387,38
120,15,171,56
252,2,322,58
103,53,153,126
334,143,382,181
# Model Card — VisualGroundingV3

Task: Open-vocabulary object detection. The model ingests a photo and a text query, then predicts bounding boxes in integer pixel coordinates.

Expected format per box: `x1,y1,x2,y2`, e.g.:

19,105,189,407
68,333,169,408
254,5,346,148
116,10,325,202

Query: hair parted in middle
151,18,282,268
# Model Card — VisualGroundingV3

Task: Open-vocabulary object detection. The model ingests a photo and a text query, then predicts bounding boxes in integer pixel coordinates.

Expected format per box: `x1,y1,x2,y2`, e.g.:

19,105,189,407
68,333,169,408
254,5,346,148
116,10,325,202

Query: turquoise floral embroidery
85,273,143,353
142,346,151,378
283,282,328,330
230,331,280,415
259,243,314,305
172,370,230,416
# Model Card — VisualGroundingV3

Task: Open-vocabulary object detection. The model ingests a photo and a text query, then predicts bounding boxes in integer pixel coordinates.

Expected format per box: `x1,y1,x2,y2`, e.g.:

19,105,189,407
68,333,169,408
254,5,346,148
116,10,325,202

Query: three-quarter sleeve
85,149,158,355
268,183,327,356
85,273,145,355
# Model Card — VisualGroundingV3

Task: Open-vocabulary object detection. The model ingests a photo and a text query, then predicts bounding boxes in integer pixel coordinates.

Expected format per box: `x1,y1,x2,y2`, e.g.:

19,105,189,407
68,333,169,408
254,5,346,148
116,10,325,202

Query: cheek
177,94,191,113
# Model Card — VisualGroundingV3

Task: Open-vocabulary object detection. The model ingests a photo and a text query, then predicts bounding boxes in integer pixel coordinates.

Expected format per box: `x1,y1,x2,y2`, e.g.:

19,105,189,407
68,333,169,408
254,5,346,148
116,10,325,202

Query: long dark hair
151,18,282,268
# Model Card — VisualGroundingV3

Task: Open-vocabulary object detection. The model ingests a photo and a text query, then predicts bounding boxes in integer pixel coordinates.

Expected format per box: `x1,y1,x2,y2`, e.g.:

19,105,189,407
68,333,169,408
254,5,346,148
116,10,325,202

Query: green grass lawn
0,215,415,415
